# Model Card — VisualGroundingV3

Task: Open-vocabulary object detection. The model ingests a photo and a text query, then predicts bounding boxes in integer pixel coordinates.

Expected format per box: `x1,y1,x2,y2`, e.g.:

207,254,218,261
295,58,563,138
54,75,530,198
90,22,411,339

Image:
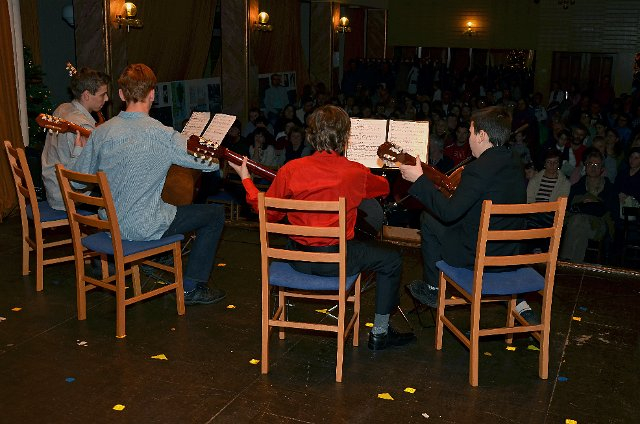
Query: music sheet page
201,113,237,144
387,120,430,165
181,112,211,137
346,118,389,168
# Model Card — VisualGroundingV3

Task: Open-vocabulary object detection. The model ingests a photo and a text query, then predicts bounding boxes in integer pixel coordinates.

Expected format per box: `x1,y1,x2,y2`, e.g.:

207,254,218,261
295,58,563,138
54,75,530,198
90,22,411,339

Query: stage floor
0,215,637,423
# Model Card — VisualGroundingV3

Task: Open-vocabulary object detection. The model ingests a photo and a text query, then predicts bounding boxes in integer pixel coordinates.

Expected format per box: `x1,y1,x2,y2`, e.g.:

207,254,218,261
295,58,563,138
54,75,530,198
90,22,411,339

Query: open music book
345,118,429,168
181,112,237,144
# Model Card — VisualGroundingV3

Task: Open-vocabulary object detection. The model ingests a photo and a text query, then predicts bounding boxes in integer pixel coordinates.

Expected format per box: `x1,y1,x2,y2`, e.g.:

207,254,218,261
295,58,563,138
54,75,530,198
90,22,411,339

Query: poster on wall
151,77,222,131
258,71,297,115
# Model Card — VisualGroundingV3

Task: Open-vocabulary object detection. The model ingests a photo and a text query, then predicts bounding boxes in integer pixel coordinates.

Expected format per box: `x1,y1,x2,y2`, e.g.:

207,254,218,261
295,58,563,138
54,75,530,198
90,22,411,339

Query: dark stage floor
0,215,638,423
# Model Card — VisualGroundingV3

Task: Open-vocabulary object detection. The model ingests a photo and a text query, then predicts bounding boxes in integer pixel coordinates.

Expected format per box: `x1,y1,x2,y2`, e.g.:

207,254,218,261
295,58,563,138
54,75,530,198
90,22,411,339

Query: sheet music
201,113,237,144
181,112,210,137
346,118,388,168
387,120,429,165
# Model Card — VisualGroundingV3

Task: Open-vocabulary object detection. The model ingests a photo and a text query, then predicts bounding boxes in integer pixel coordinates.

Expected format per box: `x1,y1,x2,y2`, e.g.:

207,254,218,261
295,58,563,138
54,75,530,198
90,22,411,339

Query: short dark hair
584,148,604,164
470,106,512,147
118,64,157,103
306,105,350,154
70,68,110,99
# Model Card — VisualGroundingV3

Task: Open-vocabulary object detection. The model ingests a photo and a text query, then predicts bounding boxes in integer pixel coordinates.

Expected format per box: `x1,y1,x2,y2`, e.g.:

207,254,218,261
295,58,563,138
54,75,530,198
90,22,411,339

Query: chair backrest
475,197,567,283
55,164,125,259
257,192,348,284
4,140,39,223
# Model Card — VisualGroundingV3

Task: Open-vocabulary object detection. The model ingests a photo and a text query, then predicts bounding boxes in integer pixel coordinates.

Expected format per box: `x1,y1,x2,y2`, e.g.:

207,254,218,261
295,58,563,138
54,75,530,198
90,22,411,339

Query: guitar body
161,165,201,206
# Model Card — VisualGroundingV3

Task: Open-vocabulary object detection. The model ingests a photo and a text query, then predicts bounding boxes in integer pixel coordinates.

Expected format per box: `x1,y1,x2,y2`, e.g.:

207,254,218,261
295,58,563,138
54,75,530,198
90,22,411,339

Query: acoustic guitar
35,113,200,206
376,141,469,198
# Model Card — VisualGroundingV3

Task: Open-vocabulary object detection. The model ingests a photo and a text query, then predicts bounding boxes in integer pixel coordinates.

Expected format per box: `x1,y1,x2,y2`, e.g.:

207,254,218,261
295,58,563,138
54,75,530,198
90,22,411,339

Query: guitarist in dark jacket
399,106,527,309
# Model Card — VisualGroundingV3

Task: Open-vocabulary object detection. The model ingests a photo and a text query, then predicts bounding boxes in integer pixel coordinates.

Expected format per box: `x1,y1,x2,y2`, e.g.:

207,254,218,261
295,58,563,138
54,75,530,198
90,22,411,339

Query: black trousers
289,239,402,315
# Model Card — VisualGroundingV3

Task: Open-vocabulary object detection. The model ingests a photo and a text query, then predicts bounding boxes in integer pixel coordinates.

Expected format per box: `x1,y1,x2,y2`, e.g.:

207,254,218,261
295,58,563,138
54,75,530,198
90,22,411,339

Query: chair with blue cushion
56,164,185,338
257,192,361,382
435,197,567,386
4,140,81,291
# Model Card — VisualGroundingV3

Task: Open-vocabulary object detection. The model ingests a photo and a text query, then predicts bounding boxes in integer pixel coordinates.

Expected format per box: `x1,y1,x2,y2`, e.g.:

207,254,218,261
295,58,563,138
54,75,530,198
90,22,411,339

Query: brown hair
305,105,350,154
117,64,157,103
470,106,512,147
70,68,110,99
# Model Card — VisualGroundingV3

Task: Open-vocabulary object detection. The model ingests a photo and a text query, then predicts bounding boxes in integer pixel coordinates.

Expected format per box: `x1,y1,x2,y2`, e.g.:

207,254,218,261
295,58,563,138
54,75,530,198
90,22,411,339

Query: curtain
126,0,217,82
0,0,24,220
251,0,309,96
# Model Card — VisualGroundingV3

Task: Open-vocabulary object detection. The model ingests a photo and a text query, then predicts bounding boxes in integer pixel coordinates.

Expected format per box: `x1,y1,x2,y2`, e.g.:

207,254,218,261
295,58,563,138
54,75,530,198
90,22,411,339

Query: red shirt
444,142,472,166
242,151,389,246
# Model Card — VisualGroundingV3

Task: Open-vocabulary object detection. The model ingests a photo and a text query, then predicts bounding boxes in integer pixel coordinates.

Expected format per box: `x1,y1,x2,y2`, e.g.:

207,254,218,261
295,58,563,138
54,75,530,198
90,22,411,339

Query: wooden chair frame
4,140,75,291
435,197,567,386
56,165,185,338
258,193,361,382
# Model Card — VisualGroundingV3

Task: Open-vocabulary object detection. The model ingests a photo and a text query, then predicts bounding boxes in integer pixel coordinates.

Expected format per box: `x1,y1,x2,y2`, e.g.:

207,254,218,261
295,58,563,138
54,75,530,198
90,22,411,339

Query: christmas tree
24,45,53,149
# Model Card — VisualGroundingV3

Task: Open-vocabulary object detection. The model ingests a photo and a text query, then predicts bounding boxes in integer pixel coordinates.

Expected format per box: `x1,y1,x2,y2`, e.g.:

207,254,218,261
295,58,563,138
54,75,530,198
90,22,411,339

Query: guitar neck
219,147,277,181
398,153,456,194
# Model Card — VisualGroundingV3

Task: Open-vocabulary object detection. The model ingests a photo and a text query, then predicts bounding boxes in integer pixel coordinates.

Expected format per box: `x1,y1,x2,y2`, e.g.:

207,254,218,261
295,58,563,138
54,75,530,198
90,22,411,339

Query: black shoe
183,285,226,305
406,280,439,308
368,326,416,351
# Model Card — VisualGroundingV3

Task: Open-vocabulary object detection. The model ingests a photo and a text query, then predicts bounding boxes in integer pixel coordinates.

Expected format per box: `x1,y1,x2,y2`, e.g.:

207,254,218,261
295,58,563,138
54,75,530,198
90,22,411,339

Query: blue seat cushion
436,260,545,295
269,261,359,291
207,192,236,203
81,232,184,256
27,202,93,223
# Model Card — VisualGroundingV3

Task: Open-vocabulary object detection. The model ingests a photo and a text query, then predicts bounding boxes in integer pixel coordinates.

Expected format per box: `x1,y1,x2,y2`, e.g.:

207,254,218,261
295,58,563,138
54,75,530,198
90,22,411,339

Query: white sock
516,300,531,314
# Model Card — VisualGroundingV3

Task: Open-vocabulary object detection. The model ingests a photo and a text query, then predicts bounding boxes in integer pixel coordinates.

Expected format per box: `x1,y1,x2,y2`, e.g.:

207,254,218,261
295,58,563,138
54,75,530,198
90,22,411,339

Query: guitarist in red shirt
230,105,415,351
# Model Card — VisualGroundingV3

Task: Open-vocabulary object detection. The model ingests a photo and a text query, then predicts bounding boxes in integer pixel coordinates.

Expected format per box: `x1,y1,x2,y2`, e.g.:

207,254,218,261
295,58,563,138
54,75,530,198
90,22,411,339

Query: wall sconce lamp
336,16,351,33
115,2,143,31
253,11,273,31
464,21,475,36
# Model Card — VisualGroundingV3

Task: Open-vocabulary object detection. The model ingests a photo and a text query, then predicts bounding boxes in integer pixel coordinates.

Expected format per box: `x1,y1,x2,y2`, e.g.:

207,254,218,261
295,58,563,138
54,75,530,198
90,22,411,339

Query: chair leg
539,294,552,380
261,281,270,375
76,257,87,321
336,299,346,383
469,302,480,387
352,276,361,347
278,287,286,340
505,296,516,345
435,272,446,350
115,265,127,338
35,231,44,292
174,244,185,316
21,235,29,277
131,265,142,296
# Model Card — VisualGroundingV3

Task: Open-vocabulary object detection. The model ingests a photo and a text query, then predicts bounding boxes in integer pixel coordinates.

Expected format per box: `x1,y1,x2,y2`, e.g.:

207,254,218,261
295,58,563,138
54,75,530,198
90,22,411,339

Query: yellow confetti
365,322,374,327
112,404,125,411
11,307,21,312
226,304,236,309
527,344,540,351
404,387,416,394
377,393,394,400
249,359,260,365
450,295,457,299
315,309,328,314
565,419,577,424
217,263,226,267
506,346,517,351
151,354,168,360
116,335,126,339
572,316,582,321
484,352,492,356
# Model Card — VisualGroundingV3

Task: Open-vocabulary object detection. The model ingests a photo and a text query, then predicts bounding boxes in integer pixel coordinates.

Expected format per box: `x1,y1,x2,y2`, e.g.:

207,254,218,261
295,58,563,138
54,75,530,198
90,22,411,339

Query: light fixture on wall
253,11,273,31
115,2,143,31
336,16,351,33
558,0,576,9
464,21,475,37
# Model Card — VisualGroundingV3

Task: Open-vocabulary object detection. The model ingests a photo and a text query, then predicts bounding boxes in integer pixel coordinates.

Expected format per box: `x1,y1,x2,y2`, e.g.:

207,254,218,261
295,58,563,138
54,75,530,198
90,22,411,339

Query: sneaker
368,326,416,351
183,285,226,305
520,308,541,325
406,280,439,308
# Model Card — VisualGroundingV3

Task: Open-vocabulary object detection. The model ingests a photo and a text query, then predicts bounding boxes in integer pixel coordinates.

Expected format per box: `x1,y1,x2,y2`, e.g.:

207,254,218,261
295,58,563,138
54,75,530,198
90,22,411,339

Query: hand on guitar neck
377,141,468,198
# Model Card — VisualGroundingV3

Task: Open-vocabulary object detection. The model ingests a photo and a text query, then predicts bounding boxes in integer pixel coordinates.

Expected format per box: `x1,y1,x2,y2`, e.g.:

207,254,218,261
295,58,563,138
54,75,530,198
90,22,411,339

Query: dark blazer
409,145,527,269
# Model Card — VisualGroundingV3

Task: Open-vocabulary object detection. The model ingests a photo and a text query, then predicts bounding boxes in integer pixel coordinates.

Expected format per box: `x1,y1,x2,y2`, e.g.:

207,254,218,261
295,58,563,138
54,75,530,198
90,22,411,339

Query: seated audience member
528,149,571,205
230,105,416,351
222,120,250,156
72,63,226,305
275,104,303,135
41,67,110,210
284,126,311,163
560,124,588,183
614,147,640,218
559,149,617,263
249,127,281,169
510,130,532,165
590,135,617,182
443,123,472,166
605,128,625,170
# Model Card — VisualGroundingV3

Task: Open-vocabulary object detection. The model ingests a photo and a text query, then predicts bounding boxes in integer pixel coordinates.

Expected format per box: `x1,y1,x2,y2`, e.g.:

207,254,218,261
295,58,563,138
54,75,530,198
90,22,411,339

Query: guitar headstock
187,135,222,165
36,113,71,133
376,141,413,165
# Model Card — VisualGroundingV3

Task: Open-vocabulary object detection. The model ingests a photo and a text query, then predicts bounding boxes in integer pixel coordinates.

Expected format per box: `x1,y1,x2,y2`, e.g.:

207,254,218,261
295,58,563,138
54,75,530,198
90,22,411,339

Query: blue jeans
162,203,225,283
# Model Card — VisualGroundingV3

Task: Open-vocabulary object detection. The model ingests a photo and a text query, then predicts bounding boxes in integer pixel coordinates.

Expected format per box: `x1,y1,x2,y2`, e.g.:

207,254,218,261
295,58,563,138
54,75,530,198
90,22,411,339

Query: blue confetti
578,306,587,312
65,377,75,383
557,376,568,382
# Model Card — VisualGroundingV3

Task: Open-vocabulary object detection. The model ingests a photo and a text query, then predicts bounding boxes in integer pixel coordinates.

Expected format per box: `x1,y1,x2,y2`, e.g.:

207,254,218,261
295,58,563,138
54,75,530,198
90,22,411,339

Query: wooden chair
56,164,185,338
4,140,79,291
435,197,567,386
258,193,361,382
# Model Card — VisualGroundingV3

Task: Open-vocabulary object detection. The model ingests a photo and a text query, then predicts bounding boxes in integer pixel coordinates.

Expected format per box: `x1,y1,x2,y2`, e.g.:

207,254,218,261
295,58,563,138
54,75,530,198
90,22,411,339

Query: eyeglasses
585,162,602,168
545,160,560,165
